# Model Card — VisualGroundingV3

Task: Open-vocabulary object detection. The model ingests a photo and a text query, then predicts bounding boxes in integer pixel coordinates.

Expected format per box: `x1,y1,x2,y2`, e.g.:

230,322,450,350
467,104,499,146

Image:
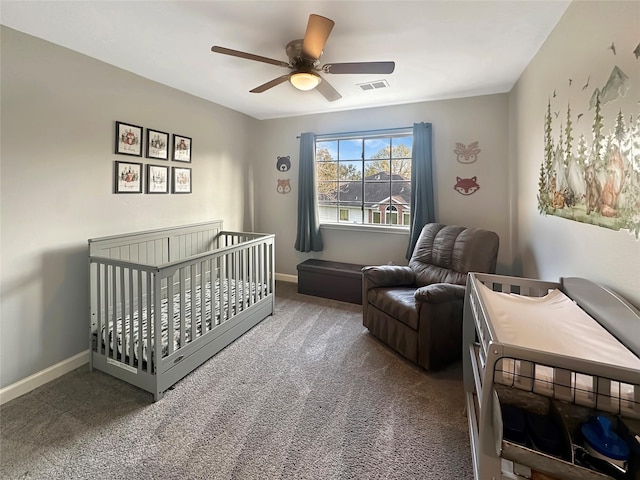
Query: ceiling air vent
357,79,389,92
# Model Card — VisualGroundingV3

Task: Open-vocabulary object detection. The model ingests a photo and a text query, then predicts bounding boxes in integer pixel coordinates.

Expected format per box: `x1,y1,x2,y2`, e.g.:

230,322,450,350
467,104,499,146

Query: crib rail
89,224,275,398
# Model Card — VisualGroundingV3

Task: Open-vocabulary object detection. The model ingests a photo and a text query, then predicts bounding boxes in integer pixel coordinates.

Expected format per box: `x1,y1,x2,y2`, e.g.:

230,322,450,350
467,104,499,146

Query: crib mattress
477,282,640,371
102,278,263,364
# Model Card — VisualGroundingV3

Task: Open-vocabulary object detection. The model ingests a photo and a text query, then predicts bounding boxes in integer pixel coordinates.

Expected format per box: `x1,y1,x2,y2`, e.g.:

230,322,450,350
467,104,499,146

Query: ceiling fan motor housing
286,39,320,71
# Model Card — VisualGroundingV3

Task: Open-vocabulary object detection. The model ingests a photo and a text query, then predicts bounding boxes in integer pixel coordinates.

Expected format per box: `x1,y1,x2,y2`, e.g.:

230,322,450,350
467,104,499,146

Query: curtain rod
296,126,413,139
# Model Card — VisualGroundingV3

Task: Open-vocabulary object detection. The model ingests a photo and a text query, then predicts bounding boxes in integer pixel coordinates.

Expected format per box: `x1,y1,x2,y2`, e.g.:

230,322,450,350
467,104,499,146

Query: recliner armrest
414,283,466,303
362,265,415,288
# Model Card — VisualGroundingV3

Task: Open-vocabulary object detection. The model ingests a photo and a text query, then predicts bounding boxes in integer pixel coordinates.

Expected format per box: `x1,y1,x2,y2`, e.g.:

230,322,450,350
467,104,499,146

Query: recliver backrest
409,224,499,286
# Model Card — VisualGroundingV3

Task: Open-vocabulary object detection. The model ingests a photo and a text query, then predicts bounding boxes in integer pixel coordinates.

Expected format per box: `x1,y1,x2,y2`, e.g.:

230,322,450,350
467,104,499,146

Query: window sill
320,223,410,235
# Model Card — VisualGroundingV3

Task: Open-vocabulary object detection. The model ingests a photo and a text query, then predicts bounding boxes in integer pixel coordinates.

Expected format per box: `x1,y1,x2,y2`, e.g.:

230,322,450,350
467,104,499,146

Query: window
385,205,399,225
316,129,412,227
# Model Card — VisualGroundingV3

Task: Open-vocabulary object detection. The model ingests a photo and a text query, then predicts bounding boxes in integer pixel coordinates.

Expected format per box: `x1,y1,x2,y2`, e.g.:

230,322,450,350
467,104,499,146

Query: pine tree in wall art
537,41,640,239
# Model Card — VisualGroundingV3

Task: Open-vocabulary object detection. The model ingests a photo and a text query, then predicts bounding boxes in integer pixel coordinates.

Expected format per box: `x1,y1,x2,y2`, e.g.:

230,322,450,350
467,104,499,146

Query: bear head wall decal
276,156,291,172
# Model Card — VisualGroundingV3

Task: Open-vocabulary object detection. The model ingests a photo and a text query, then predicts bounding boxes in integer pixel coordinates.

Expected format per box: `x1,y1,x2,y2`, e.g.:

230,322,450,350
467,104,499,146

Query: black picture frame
173,134,192,162
146,128,169,160
114,161,143,193
172,166,192,194
115,121,143,157
147,164,169,194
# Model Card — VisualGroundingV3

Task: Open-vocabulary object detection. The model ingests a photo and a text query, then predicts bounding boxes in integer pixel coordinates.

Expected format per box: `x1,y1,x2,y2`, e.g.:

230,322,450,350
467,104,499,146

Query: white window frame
315,127,413,230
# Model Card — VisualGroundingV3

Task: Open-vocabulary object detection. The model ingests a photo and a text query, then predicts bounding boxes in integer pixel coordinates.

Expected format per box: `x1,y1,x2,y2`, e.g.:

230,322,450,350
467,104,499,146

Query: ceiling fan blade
301,14,335,60
250,75,291,93
211,46,290,68
322,61,395,75
316,76,342,102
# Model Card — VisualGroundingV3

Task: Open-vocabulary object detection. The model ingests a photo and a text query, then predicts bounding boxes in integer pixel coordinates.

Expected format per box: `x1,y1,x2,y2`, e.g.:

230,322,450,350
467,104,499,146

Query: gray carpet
0,281,473,480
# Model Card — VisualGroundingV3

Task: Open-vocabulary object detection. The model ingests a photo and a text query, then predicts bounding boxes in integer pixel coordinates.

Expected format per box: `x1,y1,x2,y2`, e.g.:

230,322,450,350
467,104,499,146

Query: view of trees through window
316,132,413,226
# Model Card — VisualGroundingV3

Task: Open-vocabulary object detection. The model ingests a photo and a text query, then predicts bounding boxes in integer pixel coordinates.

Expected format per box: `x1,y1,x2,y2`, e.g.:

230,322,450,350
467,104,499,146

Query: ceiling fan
211,14,395,102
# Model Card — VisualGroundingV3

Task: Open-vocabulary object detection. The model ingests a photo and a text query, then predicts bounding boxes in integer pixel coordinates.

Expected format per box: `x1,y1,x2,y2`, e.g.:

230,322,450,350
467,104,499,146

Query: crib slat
203,258,210,332
214,256,221,326
256,244,262,300
202,260,209,334
103,264,110,356
95,263,102,355
264,242,269,297
192,263,198,341
112,266,118,360
221,255,227,323
146,272,152,373
167,274,174,356
209,257,214,329
194,262,200,338
119,266,126,361
262,242,268,296
153,274,163,370
137,270,143,372
240,249,247,310
234,251,240,316
189,265,194,341
128,268,134,365
248,246,255,306
179,268,186,349
226,254,233,323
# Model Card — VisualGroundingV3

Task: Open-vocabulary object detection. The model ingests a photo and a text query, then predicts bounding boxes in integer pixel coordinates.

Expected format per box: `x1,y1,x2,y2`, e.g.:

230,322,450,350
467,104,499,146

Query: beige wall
0,27,258,387
253,94,512,277
511,1,640,306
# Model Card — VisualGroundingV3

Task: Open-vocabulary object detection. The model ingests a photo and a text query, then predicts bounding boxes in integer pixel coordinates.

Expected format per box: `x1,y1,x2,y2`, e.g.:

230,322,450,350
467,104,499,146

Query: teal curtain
295,132,324,252
406,122,435,259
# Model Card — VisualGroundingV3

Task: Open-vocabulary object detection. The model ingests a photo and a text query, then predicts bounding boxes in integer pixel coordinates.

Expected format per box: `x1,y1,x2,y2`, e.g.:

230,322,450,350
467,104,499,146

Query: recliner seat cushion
367,287,419,330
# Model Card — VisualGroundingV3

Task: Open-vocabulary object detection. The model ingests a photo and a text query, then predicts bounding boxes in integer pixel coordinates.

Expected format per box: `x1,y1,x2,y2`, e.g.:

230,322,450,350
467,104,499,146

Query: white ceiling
0,0,570,120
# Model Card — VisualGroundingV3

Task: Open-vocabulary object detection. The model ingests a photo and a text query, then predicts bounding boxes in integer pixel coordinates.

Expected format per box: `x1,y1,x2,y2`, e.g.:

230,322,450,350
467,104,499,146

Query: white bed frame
463,273,640,480
88,220,275,401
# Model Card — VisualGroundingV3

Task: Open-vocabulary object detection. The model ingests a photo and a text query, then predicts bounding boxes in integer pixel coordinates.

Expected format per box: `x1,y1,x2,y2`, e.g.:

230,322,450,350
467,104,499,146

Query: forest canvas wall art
537,40,640,239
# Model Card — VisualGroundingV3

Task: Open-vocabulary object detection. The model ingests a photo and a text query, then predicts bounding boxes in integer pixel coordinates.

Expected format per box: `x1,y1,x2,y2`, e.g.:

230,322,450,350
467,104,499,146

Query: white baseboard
0,350,89,406
275,273,297,283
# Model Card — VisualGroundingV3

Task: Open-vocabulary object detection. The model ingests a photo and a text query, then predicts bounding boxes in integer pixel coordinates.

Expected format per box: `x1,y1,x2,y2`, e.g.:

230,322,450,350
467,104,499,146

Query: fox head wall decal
454,176,480,195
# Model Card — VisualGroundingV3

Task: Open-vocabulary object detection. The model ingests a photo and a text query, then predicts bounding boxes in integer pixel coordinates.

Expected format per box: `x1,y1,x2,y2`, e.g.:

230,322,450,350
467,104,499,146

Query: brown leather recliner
362,223,499,370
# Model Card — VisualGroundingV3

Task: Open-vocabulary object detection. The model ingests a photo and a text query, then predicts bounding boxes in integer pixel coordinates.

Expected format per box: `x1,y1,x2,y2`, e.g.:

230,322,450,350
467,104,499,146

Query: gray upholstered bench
297,259,365,304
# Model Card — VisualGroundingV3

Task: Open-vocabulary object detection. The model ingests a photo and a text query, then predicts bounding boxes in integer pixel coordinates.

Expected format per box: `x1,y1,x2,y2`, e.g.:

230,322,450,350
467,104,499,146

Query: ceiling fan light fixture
290,72,321,91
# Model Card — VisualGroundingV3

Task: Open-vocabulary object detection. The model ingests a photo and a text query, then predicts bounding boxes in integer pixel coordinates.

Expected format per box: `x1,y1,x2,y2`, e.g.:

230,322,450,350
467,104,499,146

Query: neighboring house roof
372,196,412,211
320,172,411,206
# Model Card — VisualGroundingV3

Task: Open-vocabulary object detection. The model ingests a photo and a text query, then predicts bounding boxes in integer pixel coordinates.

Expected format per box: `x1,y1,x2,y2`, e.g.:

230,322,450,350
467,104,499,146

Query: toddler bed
462,273,640,480
89,220,275,401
